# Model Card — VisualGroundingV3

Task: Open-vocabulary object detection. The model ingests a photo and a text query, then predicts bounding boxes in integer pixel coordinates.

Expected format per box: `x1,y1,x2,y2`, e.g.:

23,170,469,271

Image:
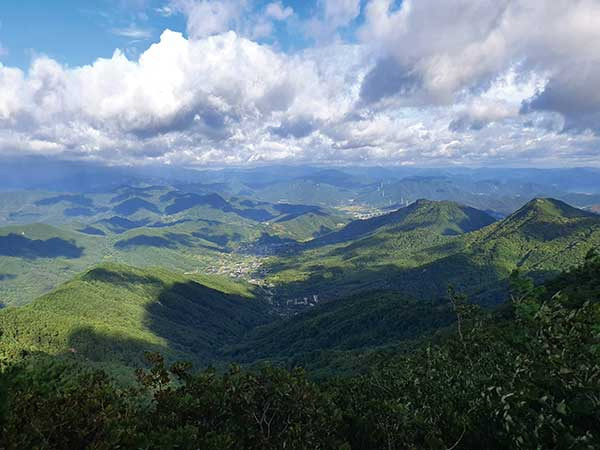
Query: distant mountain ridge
308,199,496,248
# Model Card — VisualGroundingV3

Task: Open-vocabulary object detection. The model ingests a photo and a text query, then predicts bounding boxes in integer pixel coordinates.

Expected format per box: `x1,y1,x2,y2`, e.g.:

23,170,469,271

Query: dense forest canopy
1,253,599,449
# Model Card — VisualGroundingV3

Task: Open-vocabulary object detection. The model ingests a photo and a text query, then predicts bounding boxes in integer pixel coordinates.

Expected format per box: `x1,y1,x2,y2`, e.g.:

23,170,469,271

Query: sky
0,0,599,168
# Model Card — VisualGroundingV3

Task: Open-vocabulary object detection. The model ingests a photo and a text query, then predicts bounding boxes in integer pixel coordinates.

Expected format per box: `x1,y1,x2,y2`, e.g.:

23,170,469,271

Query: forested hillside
225,293,456,375
267,198,600,303
1,253,599,449
0,185,349,305
1,179,599,449
0,264,271,373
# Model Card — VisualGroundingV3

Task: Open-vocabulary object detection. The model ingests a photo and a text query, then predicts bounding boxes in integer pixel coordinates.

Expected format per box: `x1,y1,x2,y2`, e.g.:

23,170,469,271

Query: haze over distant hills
2,162,600,307
2,164,600,450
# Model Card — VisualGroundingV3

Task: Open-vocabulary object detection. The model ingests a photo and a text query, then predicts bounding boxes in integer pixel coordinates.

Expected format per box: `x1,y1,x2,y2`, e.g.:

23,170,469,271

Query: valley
3,166,600,309
2,166,600,350
2,165,600,449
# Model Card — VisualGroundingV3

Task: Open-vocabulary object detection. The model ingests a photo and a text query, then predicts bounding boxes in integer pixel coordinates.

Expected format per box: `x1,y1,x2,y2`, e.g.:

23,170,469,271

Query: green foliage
0,264,270,371
132,353,345,449
267,198,600,303
0,359,141,450
541,248,600,307
2,258,599,449
327,268,600,449
227,292,456,376
0,354,345,450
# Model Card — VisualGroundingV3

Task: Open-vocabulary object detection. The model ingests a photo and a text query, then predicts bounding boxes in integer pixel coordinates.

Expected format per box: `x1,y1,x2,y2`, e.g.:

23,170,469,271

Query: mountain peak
487,197,600,242
514,198,594,220
308,199,495,247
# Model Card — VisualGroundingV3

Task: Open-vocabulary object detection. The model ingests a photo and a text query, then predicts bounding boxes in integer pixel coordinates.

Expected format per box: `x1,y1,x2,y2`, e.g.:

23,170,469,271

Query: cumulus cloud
449,97,520,132
0,30,361,165
305,0,362,42
522,63,600,134
0,0,598,166
250,2,294,40
168,0,247,39
168,0,295,41
359,0,600,133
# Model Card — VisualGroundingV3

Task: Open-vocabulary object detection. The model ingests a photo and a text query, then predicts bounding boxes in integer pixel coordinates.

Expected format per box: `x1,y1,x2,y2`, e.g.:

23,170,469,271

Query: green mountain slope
226,292,455,375
308,199,495,247
229,249,600,377
0,185,353,305
0,221,257,306
266,200,497,298
266,198,600,303
0,263,270,371
2,254,599,449
0,223,108,305
455,198,600,283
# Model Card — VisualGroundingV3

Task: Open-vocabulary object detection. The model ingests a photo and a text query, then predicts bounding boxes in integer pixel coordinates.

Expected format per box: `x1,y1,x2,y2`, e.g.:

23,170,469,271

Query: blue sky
0,1,188,67
0,0,363,68
0,0,598,168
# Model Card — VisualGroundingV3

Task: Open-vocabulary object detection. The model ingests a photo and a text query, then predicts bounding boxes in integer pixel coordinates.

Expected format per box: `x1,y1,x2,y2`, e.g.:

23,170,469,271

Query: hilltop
306,199,496,248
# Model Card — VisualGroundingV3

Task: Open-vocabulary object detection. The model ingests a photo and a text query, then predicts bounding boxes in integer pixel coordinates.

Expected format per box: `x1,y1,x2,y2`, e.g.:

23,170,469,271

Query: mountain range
2,191,599,375
2,164,600,449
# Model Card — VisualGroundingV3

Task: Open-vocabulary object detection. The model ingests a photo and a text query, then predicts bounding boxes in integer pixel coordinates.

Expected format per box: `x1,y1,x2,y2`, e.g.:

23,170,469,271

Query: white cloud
305,0,361,42
168,0,247,39
323,0,361,28
0,30,364,165
265,2,294,21
0,0,599,167
359,0,600,107
169,0,294,41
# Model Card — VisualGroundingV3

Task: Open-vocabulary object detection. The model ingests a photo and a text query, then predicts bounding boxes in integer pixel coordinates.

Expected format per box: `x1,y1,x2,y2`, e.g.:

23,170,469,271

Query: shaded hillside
113,197,161,216
230,251,600,376
165,193,233,215
0,233,83,259
94,216,151,234
227,292,455,373
0,264,271,369
35,194,93,208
